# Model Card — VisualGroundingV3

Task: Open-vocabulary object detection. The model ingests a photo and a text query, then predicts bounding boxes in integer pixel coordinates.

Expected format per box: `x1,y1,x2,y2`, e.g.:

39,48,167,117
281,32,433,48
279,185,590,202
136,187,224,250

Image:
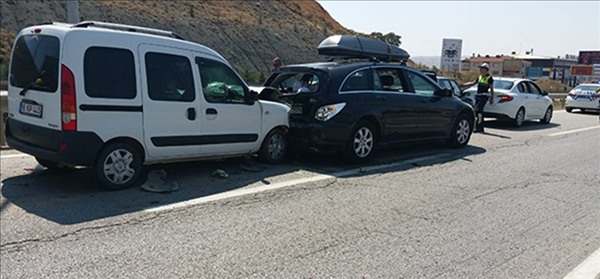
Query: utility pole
66,0,80,23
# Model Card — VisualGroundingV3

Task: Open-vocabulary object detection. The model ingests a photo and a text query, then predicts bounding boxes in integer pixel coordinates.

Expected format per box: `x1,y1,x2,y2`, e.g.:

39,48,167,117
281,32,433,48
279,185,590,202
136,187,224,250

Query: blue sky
317,1,600,57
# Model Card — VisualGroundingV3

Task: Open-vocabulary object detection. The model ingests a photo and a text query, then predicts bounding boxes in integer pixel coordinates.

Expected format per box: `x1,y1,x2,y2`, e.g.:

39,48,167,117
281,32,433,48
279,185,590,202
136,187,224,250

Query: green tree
370,32,402,46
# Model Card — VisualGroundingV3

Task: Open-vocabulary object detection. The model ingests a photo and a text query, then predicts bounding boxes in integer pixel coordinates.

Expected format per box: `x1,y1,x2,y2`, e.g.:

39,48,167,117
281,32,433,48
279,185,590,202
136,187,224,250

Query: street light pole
66,0,79,23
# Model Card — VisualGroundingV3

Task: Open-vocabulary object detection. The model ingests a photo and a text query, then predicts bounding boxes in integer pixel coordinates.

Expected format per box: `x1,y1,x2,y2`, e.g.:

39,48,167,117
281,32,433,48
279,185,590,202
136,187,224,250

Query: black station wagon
264,61,476,162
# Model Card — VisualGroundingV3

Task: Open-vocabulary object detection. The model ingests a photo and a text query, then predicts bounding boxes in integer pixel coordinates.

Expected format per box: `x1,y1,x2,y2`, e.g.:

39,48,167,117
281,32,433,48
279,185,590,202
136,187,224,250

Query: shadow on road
1,142,486,225
484,120,561,132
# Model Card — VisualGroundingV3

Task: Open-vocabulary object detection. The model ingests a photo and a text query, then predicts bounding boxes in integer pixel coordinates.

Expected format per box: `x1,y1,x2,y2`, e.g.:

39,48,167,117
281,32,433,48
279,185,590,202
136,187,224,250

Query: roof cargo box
317,35,410,62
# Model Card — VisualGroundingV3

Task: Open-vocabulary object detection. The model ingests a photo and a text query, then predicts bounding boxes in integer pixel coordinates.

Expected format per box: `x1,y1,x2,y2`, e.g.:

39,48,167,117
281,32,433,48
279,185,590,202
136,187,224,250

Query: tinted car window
406,71,436,96
10,35,60,93
84,47,136,99
145,52,195,102
374,69,405,92
341,69,371,92
198,59,247,104
449,80,462,97
517,82,527,93
528,82,542,95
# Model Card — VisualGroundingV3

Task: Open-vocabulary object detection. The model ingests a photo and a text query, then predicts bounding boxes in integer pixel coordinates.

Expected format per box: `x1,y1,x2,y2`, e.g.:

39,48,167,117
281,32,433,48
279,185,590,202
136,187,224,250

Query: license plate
20,102,43,118
291,106,303,114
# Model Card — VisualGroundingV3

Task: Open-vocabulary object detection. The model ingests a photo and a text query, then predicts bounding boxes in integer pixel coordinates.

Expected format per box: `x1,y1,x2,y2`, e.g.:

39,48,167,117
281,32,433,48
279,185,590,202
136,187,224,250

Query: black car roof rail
72,21,186,40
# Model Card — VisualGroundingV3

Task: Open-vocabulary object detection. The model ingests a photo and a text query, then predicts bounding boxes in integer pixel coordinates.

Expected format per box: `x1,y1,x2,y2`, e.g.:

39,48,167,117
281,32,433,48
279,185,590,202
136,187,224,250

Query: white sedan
463,78,554,127
565,83,600,113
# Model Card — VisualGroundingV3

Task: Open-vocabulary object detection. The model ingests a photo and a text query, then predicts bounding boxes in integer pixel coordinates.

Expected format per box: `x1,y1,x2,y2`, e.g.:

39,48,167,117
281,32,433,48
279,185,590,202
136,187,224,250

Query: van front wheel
94,143,142,190
258,128,287,164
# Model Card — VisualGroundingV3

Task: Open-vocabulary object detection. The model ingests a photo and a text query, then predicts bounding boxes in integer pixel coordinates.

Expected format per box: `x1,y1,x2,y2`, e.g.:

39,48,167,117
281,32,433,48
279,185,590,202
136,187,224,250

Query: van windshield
10,34,60,93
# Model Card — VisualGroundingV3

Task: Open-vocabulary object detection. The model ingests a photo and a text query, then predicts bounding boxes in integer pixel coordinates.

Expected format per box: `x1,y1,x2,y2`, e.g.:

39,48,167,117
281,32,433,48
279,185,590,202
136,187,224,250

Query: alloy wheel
353,127,374,158
456,119,470,144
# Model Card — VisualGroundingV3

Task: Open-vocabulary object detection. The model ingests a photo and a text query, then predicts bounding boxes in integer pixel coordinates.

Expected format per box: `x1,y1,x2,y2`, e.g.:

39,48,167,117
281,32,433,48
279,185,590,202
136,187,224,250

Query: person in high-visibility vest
462,63,495,133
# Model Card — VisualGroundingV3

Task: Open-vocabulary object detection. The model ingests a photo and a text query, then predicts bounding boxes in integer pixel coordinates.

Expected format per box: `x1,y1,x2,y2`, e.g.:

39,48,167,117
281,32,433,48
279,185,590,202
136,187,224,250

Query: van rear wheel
94,142,142,190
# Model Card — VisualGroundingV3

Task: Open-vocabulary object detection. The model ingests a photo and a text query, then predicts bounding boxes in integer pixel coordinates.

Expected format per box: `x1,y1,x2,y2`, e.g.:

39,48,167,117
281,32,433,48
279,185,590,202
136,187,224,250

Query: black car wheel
447,114,472,148
540,106,553,124
258,128,287,164
513,107,525,127
94,142,143,190
345,120,376,163
566,107,573,113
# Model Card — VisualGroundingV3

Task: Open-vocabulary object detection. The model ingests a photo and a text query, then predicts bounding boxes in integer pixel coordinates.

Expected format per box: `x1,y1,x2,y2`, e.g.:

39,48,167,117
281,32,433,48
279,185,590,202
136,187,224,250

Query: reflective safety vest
478,75,492,85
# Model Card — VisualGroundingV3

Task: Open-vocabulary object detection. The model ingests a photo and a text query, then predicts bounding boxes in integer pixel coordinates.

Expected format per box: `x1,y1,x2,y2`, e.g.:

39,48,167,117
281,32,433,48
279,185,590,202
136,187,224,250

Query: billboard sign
578,51,600,65
570,65,594,76
440,39,462,72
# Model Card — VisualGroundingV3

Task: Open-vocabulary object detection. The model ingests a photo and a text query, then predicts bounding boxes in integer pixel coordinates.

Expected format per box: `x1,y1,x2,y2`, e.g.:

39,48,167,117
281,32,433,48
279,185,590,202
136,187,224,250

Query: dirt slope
0,0,354,76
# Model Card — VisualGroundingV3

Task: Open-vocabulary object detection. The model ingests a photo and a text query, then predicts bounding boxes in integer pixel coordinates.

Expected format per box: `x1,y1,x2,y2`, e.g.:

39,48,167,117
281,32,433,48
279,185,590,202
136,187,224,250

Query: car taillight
61,64,77,131
498,95,514,103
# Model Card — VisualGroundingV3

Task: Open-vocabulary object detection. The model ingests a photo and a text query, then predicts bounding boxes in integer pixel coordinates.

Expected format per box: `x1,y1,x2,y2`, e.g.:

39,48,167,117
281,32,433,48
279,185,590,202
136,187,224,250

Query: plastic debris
212,169,229,179
141,169,179,193
240,157,268,173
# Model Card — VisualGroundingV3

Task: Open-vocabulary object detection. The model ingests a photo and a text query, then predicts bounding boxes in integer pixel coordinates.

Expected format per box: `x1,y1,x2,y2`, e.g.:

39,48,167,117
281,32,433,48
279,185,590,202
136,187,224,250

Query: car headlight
315,103,346,122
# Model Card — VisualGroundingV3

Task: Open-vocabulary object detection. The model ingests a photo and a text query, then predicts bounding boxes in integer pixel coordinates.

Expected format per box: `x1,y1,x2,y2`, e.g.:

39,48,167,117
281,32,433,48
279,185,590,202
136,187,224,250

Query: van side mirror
246,90,259,105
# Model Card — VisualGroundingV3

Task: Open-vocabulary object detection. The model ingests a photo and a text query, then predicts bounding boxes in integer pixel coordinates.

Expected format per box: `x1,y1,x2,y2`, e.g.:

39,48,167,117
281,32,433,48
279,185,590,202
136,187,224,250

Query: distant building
513,54,578,84
461,55,512,76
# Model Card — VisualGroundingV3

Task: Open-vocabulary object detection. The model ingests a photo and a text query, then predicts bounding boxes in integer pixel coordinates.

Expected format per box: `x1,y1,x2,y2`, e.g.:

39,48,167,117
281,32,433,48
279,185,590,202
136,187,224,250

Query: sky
316,1,600,58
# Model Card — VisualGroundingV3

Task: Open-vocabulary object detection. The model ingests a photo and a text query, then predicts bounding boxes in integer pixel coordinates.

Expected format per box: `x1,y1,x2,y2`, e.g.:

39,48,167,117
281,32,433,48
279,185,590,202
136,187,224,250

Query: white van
6,22,290,190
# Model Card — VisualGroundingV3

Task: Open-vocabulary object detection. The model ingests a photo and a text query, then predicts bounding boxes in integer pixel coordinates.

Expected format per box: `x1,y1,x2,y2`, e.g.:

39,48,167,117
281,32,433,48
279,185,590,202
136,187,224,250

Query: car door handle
376,96,387,101
187,107,196,120
206,108,218,115
419,99,427,103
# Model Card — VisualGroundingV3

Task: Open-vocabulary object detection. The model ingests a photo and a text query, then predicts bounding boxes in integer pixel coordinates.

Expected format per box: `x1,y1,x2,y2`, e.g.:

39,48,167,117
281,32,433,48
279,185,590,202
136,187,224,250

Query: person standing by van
462,63,495,133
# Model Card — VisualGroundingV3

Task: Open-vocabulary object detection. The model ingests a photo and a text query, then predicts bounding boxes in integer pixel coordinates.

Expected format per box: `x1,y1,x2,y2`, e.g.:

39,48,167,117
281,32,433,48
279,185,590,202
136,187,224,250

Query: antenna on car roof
72,21,186,40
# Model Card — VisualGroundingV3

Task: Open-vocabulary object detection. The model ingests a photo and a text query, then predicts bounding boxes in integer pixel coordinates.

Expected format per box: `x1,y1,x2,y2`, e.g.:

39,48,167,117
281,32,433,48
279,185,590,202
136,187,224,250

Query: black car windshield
268,72,321,95
10,34,60,93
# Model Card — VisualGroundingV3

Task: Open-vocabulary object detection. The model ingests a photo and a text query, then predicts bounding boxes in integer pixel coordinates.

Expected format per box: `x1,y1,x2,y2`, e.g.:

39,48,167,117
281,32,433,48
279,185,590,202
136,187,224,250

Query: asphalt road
1,110,599,278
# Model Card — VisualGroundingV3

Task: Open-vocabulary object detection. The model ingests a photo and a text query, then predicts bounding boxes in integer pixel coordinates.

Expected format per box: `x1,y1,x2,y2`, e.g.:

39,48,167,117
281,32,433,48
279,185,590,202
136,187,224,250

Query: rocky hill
0,0,354,80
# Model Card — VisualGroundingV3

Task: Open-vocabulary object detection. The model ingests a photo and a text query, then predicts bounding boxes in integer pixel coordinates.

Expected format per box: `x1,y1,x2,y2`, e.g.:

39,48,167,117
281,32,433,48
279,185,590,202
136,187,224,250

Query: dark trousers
475,95,489,132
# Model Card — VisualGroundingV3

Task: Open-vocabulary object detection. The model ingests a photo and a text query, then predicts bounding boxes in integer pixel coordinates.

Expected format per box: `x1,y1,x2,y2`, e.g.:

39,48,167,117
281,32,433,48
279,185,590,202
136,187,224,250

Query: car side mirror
246,90,259,105
541,90,548,96
434,88,452,97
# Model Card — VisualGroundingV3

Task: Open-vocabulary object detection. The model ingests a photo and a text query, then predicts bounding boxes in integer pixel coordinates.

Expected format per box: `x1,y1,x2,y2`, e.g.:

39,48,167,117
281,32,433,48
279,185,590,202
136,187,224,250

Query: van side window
197,59,247,104
84,47,136,99
145,53,195,102
341,69,371,92
406,71,437,96
10,35,60,93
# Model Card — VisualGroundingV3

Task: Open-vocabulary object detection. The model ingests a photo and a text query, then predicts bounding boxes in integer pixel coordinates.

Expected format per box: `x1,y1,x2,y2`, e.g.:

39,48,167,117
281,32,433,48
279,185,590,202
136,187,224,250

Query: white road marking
144,153,450,213
563,246,600,279
0,153,32,159
548,126,600,137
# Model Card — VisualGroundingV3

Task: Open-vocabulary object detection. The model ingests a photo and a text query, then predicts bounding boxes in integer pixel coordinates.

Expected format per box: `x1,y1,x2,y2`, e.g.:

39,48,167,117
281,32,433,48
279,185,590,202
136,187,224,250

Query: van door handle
419,99,427,103
376,96,387,101
206,108,218,115
187,108,196,120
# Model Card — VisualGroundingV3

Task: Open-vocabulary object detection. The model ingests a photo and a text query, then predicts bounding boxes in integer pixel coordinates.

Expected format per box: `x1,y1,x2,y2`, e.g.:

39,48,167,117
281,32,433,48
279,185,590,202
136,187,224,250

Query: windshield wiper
19,82,36,96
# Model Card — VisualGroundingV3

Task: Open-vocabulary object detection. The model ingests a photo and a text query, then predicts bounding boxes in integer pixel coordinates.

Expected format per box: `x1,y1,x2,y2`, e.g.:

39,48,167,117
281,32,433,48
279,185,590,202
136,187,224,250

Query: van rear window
10,34,60,93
